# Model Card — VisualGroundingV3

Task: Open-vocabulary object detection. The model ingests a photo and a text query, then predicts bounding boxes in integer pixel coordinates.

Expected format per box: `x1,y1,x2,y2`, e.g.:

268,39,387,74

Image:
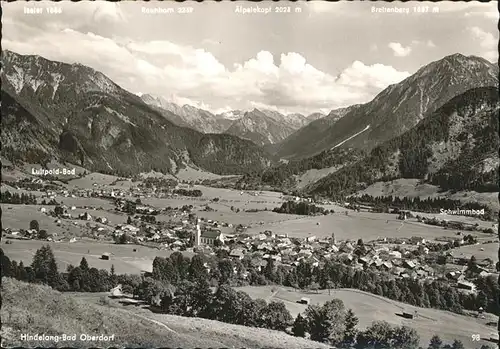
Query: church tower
194,219,201,246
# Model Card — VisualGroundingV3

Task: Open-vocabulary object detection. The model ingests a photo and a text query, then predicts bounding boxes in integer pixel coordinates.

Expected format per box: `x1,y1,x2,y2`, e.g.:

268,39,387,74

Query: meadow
1,239,179,274
244,211,476,241
235,285,497,348
2,205,85,237
451,242,498,260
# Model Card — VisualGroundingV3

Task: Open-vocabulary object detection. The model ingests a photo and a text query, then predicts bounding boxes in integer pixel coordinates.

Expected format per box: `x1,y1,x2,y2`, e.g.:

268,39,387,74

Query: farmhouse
79,212,92,221
96,216,108,224
298,297,310,305
403,260,416,269
229,249,245,260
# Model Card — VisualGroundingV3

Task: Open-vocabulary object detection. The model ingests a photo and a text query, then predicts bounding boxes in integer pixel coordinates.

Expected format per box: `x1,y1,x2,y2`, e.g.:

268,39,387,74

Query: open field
193,185,284,202
196,210,302,227
294,166,343,189
70,208,127,225
1,239,182,274
175,165,238,181
67,172,121,188
451,242,498,260
57,197,116,210
1,278,333,349
356,179,500,213
244,211,480,241
235,285,497,348
1,168,37,182
2,205,88,237
1,184,46,197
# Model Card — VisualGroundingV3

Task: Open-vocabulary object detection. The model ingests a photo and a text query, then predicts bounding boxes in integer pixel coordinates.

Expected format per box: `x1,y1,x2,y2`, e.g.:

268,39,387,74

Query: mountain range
2,49,498,203
305,86,499,199
1,50,273,176
271,54,499,160
240,53,499,203
140,94,323,145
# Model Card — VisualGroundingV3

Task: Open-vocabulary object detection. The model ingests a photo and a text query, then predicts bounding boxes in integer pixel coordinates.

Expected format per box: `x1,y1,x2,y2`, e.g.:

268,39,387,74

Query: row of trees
149,251,499,316
273,200,329,215
139,177,178,189
0,190,37,204
172,188,203,197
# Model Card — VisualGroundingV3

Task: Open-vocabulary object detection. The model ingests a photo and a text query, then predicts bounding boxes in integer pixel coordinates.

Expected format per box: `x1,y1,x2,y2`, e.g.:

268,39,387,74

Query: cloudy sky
2,1,498,115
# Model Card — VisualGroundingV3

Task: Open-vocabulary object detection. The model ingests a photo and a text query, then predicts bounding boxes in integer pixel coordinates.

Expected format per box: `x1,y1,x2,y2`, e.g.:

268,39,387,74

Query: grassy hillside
1,278,334,349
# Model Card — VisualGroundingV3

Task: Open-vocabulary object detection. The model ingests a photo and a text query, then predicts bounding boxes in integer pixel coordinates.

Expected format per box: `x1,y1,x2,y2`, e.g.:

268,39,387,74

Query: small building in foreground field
101,252,111,260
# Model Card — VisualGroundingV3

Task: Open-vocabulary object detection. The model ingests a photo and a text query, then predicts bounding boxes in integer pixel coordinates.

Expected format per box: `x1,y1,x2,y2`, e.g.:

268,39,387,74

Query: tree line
2,241,498,318
172,188,203,197
348,194,493,218
1,247,493,349
1,190,37,204
272,200,329,215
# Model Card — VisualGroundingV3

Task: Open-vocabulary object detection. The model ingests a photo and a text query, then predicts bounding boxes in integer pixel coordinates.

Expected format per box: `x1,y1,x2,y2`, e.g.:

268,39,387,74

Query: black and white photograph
1,1,499,348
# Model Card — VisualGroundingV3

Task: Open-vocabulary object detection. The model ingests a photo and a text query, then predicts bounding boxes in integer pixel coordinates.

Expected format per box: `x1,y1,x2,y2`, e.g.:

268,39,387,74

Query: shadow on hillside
146,305,164,314
395,312,414,320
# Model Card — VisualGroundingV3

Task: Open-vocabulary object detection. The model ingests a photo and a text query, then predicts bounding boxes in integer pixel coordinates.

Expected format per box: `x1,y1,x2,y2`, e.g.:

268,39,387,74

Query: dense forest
259,147,365,188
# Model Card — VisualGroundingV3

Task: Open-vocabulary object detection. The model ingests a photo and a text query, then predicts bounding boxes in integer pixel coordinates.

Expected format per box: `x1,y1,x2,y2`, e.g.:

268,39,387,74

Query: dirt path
112,306,178,333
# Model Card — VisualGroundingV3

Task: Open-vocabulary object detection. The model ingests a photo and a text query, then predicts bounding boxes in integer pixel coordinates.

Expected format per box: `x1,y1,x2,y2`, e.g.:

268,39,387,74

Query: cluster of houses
191,229,494,293
5,178,495,296
217,232,438,278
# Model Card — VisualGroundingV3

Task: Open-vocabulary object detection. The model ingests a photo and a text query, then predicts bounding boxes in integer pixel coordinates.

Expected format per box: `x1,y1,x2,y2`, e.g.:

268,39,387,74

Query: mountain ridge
1,50,274,176
305,86,499,199
274,53,499,159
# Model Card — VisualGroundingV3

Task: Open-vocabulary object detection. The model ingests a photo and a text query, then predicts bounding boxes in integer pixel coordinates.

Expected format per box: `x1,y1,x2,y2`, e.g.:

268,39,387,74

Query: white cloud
337,61,411,89
426,40,436,48
92,2,127,23
3,27,411,115
468,26,498,62
388,42,412,57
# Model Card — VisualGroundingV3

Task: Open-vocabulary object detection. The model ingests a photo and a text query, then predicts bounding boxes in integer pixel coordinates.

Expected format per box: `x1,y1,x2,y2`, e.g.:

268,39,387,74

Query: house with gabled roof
229,248,245,260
